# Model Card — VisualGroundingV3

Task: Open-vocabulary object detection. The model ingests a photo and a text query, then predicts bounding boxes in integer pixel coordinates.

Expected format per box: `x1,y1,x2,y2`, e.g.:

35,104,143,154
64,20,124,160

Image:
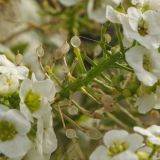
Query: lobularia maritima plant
0,0,160,160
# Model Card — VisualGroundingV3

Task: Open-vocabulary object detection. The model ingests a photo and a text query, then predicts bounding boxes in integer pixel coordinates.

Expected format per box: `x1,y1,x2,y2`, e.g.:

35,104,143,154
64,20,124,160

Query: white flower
0,104,31,159
24,109,57,160
106,7,160,49
59,0,81,7
88,0,122,24
125,46,160,86
135,87,160,114
19,78,56,121
0,55,29,80
134,125,160,146
89,130,143,160
106,5,125,24
132,0,160,11
0,74,19,94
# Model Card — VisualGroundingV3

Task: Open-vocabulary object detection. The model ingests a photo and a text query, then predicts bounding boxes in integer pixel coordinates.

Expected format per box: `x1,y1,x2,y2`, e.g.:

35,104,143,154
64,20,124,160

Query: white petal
112,151,138,160
33,79,56,101
147,125,160,135
89,145,109,160
106,6,124,23
36,118,44,144
5,109,31,134
0,55,14,67
148,136,160,145
0,135,31,158
20,103,33,122
144,10,160,35
24,145,44,160
103,130,128,147
148,0,160,10
23,53,45,80
16,66,29,80
0,67,17,75
134,126,153,137
43,153,51,160
88,0,107,24
125,46,157,86
19,79,32,100
127,7,141,31
43,128,57,154
135,94,156,114
42,110,53,128
32,100,51,119
155,87,160,109
0,104,9,116
126,134,143,151
150,50,160,78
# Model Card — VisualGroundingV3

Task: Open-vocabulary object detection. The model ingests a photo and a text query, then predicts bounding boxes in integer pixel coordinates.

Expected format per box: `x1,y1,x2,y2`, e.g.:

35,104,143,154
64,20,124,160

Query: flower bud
15,53,23,65
150,110,160,119
54,41,70,60
71,36,81,48
86,128,102,140
101,94,114,112
36,44,44,57
68,105,79,115
104,34,111,44
61,41,70,54
66,129,77,139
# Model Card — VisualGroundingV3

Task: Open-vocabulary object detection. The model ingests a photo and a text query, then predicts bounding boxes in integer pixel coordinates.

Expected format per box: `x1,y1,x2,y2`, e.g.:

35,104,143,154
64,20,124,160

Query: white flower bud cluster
0,55,57,160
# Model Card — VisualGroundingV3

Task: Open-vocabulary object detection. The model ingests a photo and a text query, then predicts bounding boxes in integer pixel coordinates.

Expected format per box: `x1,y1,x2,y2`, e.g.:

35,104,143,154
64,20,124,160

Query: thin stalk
116,103,143,126
114,24,124,53
60,53,120,97
71,99,91,116
74,48,87,73
105,111,131,131
84,54,112,83
94,78,115,92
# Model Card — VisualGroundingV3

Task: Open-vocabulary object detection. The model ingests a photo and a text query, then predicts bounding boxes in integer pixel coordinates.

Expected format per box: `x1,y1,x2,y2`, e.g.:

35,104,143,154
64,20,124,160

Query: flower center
108,141,128,157
137,151,149,160
0,121,17,141
142,5,150,12
24,90,41,113
138,18,148,36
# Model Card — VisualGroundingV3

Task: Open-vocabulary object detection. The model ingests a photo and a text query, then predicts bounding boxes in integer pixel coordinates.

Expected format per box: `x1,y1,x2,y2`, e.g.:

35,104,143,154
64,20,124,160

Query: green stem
94,78,115,93
60,53,120,97
115,62,133,72
84,53,112,83
46,67,63,87
74,48,87,73
114,24,124,53
100,23,110,57
71,100,91,116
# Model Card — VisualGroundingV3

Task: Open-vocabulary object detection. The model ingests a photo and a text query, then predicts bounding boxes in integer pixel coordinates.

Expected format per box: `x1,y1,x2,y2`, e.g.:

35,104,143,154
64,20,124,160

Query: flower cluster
0,55,57,160
90,125,160,160
102,0,160,114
